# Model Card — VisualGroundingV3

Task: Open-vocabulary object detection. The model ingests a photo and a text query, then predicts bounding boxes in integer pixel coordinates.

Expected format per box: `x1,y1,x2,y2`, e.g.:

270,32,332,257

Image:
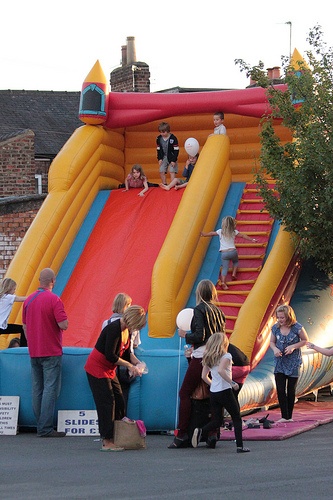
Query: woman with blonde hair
102,292,132,328
192,332,250,453
85,305,147,451
102,292,141,350
270,304,308,422
0,278,27,346
168,279,225,448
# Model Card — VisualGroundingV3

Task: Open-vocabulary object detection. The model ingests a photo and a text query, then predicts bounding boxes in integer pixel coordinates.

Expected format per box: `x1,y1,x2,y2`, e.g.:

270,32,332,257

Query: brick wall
0,130,36,197
0,196,45,280
0,131,49,280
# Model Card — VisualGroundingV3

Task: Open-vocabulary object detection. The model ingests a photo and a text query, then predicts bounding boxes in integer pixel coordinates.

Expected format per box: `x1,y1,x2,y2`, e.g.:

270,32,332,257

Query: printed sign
0,396,20,435
57,410,99,436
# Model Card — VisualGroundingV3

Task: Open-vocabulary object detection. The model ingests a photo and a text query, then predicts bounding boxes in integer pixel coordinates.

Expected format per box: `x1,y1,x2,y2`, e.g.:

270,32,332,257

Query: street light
285,21,292,61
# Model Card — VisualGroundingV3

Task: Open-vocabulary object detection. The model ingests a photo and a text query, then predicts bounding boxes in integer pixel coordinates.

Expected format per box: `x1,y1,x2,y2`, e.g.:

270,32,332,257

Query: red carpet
220,400,333,441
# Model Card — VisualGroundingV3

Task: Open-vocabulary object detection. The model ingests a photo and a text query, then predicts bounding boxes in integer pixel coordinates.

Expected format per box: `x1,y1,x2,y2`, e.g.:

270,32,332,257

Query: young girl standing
270,304,308,422
201,215,257,290
192,332,250,453
0,278,27,347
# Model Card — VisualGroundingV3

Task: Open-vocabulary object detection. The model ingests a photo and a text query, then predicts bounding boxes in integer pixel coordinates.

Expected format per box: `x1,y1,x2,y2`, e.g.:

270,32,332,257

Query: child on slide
159,153,198,191
201,216,257,290
123,164,149,197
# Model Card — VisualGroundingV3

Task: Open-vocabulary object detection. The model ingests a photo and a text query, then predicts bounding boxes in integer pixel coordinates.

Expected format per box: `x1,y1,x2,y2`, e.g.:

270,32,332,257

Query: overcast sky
1,0,331,92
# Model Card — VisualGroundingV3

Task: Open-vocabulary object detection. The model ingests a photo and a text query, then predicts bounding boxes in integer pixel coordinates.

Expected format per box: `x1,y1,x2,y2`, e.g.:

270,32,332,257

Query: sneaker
41,430,66,438
191,428,202,448
237,447,250,453
206,435,217,449
244,418,259,426
247,422,260,429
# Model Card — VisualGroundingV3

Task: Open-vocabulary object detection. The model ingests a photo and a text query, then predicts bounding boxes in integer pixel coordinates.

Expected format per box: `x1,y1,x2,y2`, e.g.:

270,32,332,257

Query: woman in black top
85,305,146,451
168,279,225,448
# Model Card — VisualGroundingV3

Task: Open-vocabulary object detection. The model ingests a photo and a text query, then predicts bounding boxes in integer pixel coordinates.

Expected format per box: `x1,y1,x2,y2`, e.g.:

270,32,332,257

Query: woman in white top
192,332,250,453
201,215,257,290
0,278,27,346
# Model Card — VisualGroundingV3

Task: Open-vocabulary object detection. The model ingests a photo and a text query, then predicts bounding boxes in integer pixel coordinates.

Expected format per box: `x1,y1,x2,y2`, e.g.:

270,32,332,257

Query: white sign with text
0,396,20,435
57,410,99,436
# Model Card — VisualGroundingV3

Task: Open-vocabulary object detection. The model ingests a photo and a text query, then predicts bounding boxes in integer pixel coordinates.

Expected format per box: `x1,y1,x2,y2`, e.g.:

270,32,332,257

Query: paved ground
1,417,333,500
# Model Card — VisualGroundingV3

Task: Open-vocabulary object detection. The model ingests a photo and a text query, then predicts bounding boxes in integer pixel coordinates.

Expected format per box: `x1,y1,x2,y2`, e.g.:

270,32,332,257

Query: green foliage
235,26,333,275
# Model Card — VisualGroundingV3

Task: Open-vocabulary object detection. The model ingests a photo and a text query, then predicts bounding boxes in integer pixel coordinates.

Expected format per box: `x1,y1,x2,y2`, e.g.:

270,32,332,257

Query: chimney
111,37,150,92
267,68,273,79
121,45,127,67
267,67,281,80
126,36,136,65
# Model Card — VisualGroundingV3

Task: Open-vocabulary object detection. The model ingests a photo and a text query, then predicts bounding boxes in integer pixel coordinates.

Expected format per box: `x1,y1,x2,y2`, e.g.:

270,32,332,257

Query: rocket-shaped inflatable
79,60,108,125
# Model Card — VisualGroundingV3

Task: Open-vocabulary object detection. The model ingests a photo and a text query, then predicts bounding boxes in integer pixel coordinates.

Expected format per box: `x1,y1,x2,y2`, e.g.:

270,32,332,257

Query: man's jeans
30,356,62,436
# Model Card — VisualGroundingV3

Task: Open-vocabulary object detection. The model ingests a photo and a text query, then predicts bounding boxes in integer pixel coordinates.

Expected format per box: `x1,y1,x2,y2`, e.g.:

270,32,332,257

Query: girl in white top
191,332,250,453
201,215,257,290
0,278,27,346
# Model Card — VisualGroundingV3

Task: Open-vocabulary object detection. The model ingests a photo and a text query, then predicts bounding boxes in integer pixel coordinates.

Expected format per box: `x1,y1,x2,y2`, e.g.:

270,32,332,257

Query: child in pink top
124,164,149,197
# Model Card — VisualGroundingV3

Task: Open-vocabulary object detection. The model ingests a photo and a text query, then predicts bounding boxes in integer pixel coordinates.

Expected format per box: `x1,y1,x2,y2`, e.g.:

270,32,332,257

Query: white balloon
184,138,199,157
176,308,194,331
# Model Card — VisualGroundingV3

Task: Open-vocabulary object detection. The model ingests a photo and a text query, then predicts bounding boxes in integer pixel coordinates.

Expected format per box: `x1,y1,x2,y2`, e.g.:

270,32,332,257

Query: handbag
114,418,146,450
191,380,210,400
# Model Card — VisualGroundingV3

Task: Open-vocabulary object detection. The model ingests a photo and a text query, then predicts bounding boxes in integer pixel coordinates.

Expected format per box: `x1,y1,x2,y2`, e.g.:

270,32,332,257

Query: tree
235,25,333,275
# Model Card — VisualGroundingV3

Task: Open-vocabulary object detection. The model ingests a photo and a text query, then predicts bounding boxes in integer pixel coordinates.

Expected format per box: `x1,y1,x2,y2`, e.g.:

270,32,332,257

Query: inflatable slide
1,58,332,430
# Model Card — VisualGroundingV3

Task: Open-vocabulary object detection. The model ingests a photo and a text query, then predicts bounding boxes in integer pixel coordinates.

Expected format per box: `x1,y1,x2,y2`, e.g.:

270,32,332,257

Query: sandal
259,413,275,425
100,446,124,452
221,283,228,290
167,435,189,449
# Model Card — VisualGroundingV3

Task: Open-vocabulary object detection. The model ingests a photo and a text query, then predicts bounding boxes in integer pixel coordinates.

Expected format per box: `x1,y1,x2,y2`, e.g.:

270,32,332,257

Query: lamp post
285,21,292,61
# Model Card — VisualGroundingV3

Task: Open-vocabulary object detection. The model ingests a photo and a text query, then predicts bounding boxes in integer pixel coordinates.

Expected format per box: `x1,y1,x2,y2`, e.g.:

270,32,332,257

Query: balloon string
175,335,182,430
